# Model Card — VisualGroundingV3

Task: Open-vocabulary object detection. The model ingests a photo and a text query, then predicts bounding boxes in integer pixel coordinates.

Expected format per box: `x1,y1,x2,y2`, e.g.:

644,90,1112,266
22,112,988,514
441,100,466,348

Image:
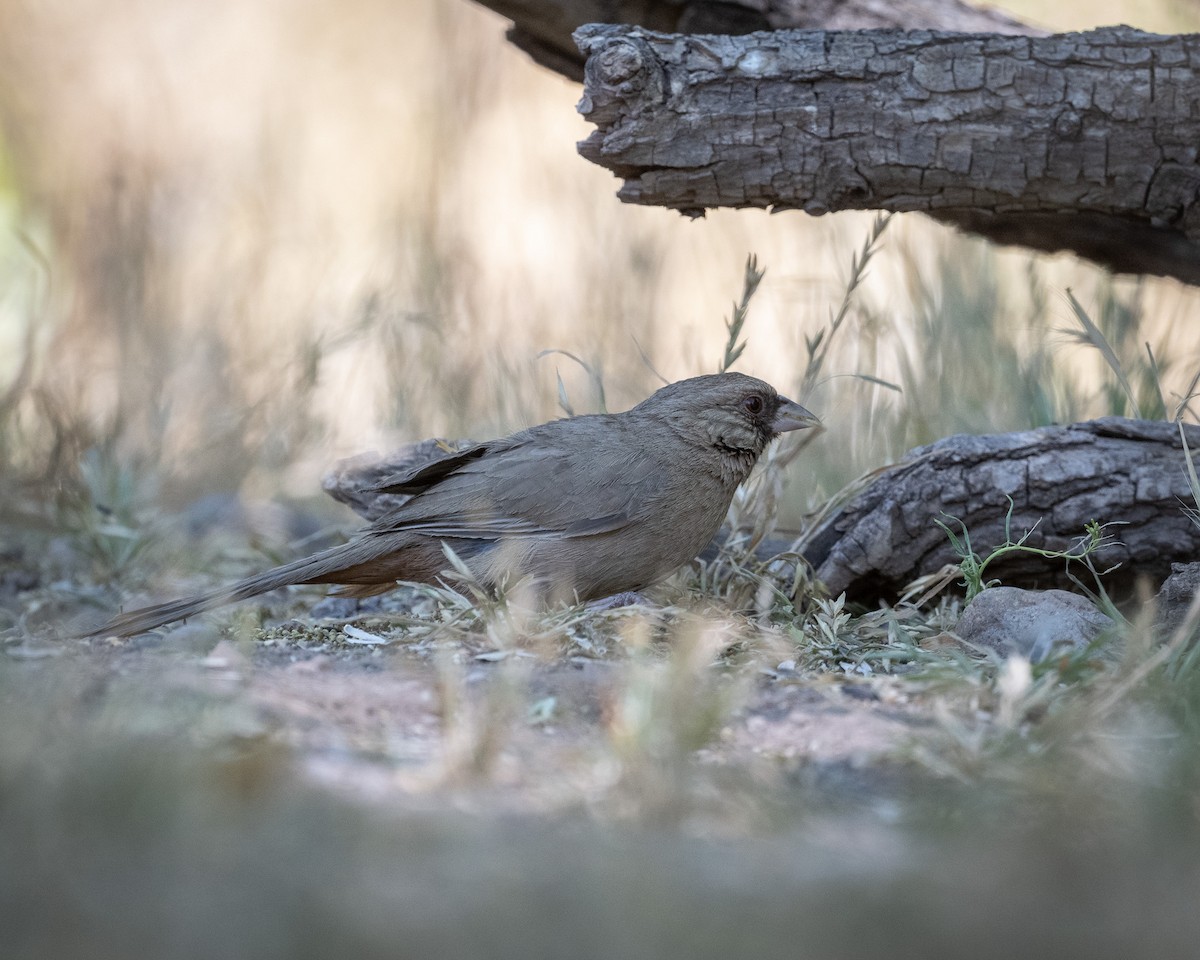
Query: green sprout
935,497,1117,602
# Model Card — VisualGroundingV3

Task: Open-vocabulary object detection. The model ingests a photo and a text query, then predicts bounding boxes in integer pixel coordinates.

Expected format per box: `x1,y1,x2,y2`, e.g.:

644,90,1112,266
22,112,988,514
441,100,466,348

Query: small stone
162,621,223,655
308,596,358,620
1154,562,1200,635
956,586,1113,661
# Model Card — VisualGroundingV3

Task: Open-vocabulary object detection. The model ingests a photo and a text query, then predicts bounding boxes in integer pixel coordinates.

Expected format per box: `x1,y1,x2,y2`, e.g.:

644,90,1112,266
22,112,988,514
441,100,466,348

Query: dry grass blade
798,212,892,399
1173,366,1200,421
537,349,607,414
631,335,669,386
718,254,764,374
0,231,47,421
1144,342,1170,419
1180,421,1200,531
1088,612,1195,719
1061,289,1141,418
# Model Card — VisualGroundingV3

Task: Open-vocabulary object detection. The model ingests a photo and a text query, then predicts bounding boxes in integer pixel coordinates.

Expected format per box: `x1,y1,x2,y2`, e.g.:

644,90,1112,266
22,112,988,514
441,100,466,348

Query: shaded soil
4,619,933,818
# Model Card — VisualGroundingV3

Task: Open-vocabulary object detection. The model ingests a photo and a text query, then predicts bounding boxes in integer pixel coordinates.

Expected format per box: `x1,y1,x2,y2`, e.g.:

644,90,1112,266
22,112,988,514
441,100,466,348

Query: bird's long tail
83,537,394,639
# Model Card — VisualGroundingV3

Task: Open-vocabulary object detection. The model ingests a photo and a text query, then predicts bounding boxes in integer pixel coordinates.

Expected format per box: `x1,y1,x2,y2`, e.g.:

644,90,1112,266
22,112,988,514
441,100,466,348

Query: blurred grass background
0,0,1198,556
3,4,1200,956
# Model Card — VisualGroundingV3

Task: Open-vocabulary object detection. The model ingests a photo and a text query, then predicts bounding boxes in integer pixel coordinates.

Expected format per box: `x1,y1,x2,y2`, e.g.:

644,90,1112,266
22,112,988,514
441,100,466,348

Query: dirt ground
9,568,1200,960
6,616,932,820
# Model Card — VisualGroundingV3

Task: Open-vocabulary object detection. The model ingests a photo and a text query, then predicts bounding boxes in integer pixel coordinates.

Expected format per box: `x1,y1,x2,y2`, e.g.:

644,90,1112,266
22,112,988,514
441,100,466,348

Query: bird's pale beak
772,397,821,433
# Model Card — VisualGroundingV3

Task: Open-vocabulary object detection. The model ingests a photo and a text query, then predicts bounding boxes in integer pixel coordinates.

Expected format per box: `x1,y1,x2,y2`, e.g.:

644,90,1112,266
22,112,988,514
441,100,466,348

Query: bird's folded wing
367,432,663,541
378,512,632,540
369,442,492,495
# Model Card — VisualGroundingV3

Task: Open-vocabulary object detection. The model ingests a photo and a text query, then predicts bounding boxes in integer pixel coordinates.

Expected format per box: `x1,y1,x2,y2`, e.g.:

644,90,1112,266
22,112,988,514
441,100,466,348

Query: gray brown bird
87,373,818,637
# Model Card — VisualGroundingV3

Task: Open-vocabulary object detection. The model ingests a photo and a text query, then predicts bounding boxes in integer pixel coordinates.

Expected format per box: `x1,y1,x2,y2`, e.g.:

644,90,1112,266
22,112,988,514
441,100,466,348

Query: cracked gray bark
324,418,1200,603
576,25,1200,283
799,417,1200,602
473,0,1035,80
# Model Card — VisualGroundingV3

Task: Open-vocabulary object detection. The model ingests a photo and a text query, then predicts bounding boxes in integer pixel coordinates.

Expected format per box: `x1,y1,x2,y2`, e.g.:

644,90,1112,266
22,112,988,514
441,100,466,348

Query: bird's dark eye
742,394,764,415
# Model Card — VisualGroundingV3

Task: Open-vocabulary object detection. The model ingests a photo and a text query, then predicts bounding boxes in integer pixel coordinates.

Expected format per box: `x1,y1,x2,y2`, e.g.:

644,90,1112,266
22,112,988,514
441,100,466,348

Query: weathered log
474,0,1036,81
801,417,1200,602
575,25,1200,284
321,438,480,522
323,418,1200,603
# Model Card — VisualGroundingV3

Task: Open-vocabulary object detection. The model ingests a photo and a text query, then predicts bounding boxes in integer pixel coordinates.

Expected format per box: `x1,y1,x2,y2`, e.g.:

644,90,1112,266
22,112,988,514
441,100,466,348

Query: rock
122,620,223,654
308,595,385,620
955,587,1114,662
1154,562,1200,636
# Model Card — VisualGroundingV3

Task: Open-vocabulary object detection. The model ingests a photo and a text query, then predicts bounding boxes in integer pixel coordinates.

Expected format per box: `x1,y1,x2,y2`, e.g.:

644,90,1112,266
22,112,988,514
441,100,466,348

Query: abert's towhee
88,372,818,637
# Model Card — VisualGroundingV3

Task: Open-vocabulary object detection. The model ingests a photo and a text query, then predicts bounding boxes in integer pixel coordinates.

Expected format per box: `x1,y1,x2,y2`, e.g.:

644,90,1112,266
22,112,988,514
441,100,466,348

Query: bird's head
637,372,820,462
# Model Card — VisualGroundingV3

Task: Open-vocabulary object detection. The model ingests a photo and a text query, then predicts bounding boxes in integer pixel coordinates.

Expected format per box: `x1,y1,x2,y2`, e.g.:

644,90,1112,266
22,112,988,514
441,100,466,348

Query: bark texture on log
324,418,1200,604
576,25,1200,284
801,418,1200,602
322,438,480,522
476,0,1036,80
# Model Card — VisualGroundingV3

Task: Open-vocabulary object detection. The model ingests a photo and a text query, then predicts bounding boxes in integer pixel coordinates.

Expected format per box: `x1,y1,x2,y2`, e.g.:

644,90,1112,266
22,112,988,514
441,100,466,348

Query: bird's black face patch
705,388,782,461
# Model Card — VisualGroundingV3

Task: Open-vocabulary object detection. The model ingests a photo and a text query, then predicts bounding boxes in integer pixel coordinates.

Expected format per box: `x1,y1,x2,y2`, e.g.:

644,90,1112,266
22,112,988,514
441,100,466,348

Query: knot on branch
1146,164,1200,238
595,38,649,86
1053,108,1082,140
575,26,665,124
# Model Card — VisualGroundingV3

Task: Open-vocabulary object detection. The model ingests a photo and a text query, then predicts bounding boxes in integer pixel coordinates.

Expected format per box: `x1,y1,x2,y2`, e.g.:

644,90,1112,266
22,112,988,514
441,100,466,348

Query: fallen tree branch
800,417,1200,602
576,25,1200,283
473,0,1036,80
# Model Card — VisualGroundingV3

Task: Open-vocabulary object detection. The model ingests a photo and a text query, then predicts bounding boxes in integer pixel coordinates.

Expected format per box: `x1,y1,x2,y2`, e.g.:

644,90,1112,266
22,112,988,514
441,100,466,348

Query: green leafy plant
56,447,161,580
934,498,1117,602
